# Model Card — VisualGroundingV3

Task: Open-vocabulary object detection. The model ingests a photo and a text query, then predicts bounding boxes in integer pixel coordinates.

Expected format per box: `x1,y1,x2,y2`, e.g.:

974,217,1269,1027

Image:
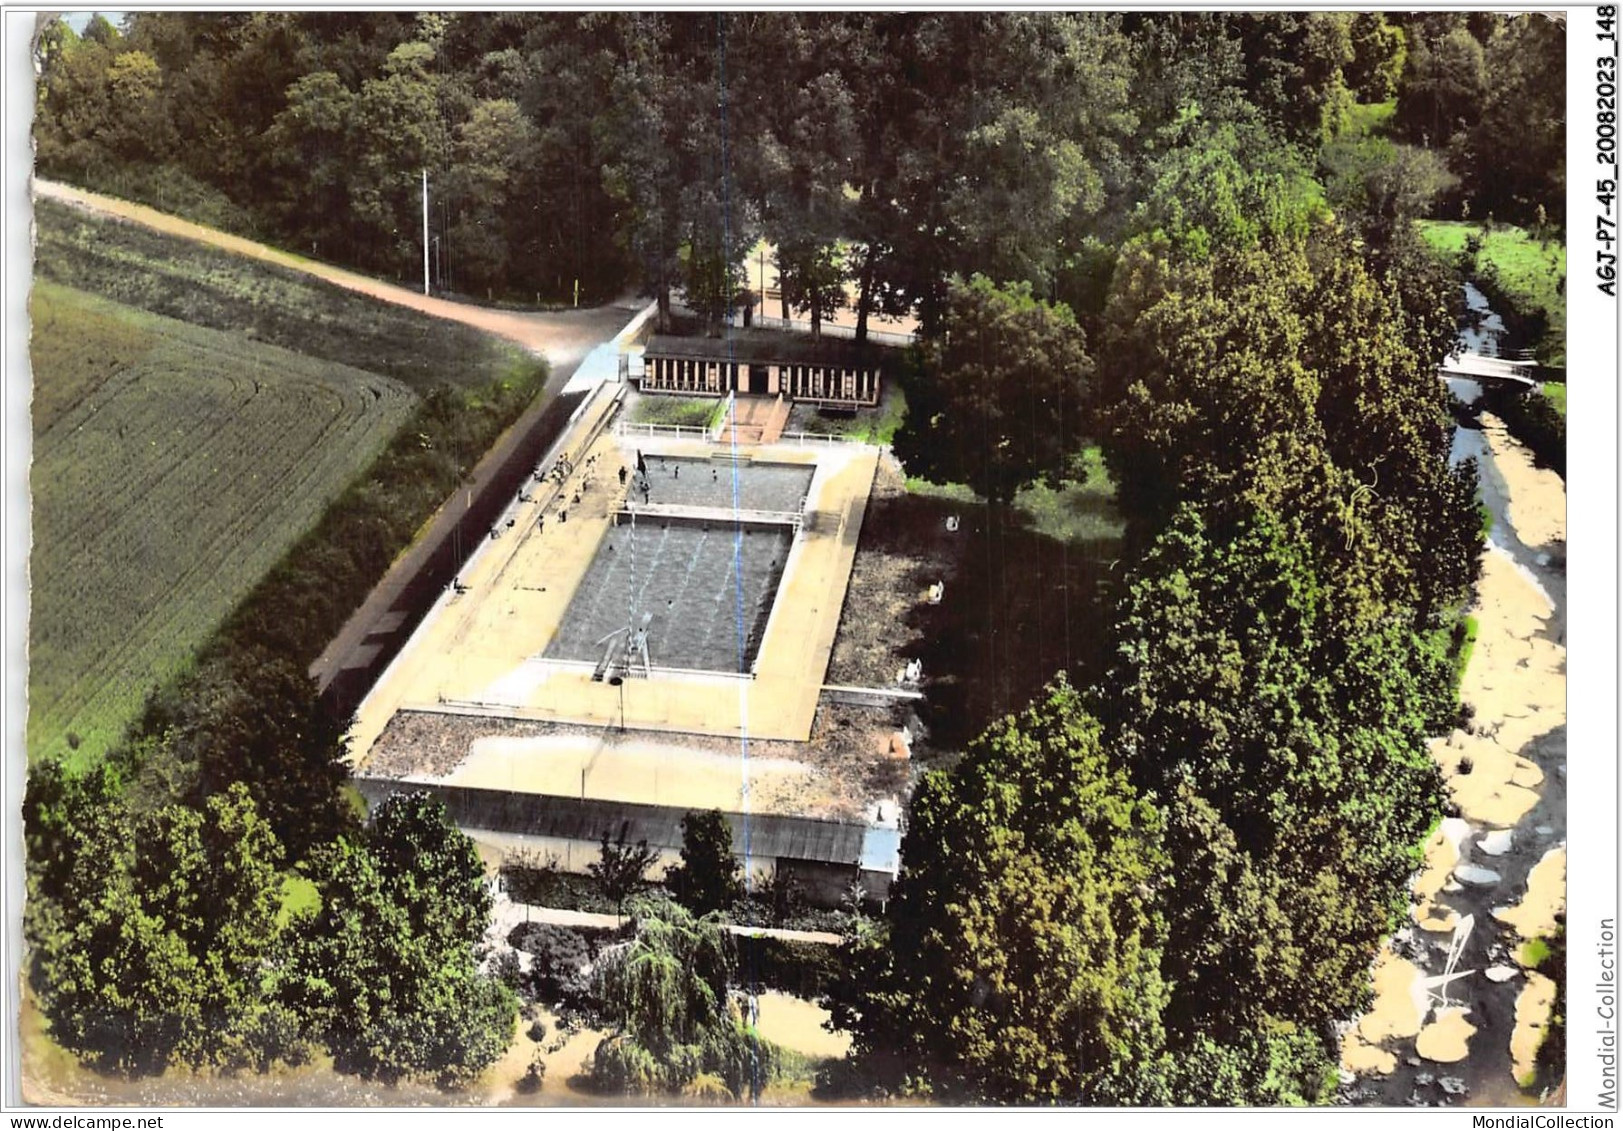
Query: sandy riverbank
1341,409,1566,1105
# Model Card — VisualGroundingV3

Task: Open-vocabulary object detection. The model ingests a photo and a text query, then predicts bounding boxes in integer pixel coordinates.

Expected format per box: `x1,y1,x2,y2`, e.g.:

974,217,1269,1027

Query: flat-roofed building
641,330,884,408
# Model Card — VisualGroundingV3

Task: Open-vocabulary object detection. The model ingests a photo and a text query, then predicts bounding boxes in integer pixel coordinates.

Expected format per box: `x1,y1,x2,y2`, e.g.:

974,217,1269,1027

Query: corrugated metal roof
355,779,881,870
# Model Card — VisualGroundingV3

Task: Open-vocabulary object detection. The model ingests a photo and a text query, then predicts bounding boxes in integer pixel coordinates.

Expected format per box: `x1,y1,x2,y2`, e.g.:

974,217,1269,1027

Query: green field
28,283,416,765
34,198,530,395
1417,219,1567,366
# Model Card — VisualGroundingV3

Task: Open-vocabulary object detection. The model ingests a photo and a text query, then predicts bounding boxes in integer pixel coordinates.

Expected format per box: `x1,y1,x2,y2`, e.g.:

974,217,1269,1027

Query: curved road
34,178,632,367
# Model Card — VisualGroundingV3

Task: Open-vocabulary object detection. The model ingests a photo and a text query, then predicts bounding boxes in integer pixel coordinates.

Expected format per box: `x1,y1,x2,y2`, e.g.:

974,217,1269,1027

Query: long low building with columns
640,330,886,408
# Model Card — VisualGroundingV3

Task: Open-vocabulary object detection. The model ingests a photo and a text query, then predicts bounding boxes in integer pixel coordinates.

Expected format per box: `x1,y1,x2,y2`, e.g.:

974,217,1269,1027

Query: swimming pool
545,516,792,673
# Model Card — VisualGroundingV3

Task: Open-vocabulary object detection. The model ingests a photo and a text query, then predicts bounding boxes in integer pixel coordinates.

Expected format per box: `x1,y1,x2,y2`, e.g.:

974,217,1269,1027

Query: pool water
624,454,813,513
545,518,792,673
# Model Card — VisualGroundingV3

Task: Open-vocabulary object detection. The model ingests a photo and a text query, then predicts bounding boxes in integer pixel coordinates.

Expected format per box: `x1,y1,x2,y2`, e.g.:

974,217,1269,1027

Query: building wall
641,352,880,406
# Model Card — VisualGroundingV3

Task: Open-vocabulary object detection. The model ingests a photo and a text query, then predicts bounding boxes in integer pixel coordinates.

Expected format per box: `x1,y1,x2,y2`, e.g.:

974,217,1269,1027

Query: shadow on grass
859,487,1123,754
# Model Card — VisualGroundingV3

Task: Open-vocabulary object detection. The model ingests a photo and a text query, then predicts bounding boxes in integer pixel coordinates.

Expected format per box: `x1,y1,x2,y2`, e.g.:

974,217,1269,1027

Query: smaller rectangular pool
627,454,813,513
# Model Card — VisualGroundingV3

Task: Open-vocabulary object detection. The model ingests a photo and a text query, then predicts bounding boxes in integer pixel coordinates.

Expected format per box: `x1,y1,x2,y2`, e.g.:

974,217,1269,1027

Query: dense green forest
36,12,1562,319
26,10,1562,1103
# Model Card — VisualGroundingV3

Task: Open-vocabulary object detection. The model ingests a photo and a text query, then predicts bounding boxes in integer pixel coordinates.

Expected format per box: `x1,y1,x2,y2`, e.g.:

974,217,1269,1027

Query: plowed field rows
28,283,415,764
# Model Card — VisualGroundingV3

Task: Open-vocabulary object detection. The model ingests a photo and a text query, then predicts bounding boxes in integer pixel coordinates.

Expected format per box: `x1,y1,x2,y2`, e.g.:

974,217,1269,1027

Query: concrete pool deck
349,388,879,771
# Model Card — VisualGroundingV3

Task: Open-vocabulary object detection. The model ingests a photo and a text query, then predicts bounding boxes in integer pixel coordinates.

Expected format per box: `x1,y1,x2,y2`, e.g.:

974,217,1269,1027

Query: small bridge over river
1439,351,1540,390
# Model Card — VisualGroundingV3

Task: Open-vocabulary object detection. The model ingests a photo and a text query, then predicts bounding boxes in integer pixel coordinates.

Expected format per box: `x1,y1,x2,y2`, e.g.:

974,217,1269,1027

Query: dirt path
29,180,657,712
33,179,633,367
489,892,843,946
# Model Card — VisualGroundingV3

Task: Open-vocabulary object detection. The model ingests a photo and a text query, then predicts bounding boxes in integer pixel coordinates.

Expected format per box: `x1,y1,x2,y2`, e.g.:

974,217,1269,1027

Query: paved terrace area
350,389,880,783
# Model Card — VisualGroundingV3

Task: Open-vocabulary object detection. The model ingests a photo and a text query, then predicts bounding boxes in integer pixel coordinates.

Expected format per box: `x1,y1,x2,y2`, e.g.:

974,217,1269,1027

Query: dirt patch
368,702,909,821
825,456,952,690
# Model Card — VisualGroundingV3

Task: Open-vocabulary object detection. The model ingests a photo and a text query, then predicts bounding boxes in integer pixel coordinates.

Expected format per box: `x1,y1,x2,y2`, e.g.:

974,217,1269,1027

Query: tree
1345,13,1406,102
1098,239,1328,541
589,823,660,914
590,898,773,1099
1395,20,1486,152
262,71,359,259
1100,233,1481,625
1129,117,1330,259
667,809,743,916
830,677,1168,1103
284,792,516,1086
1230,13,1355,149
33,784,302,1074
1102,505,1443,1037
1320,138,1458,249
173,647,355,861
893,275,1093,506
1468,15,1566,227
34,31,176,180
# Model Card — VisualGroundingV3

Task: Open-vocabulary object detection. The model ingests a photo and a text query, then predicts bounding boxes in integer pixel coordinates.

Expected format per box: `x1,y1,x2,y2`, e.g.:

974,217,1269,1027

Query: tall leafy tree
1394,19,1487,153
284,792,515,1086
1104,506,1443,1038
831,677,1168,1102
1230,13,1356,150
1345,13,1406,102
32,784,301,1074
894,275,1092,505
1468,14,1566,226
667,809,743,916
1100,233,1480,624
1129,117,1330,259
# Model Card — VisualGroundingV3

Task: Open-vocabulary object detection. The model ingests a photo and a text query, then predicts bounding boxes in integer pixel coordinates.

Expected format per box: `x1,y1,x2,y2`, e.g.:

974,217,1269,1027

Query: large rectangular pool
545,517,792,673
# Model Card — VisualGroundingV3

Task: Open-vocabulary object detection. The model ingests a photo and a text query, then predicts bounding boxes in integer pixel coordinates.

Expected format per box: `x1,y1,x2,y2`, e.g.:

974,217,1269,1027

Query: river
1342,289,1567,1107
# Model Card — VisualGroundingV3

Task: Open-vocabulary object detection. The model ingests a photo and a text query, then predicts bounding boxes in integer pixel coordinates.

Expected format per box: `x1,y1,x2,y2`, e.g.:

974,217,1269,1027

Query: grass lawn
1417,219,1566,366
27,283,416,766
34,197,537,395
1541,381,1566,418
1344,99,1396,137
908,446,1125,546
787,384,909,446
628,394,723,429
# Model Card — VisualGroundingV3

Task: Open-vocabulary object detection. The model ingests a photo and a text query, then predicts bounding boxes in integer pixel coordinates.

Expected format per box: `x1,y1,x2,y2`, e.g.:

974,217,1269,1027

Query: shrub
516,1051,548,1093
734,935,843,999
508,922,598,1005
1488,386,1566,479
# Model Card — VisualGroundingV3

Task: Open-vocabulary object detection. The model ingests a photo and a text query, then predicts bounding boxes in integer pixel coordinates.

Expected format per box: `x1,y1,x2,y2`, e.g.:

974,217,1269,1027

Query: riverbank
1418,220,1566,367
1341,407,1566,1106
